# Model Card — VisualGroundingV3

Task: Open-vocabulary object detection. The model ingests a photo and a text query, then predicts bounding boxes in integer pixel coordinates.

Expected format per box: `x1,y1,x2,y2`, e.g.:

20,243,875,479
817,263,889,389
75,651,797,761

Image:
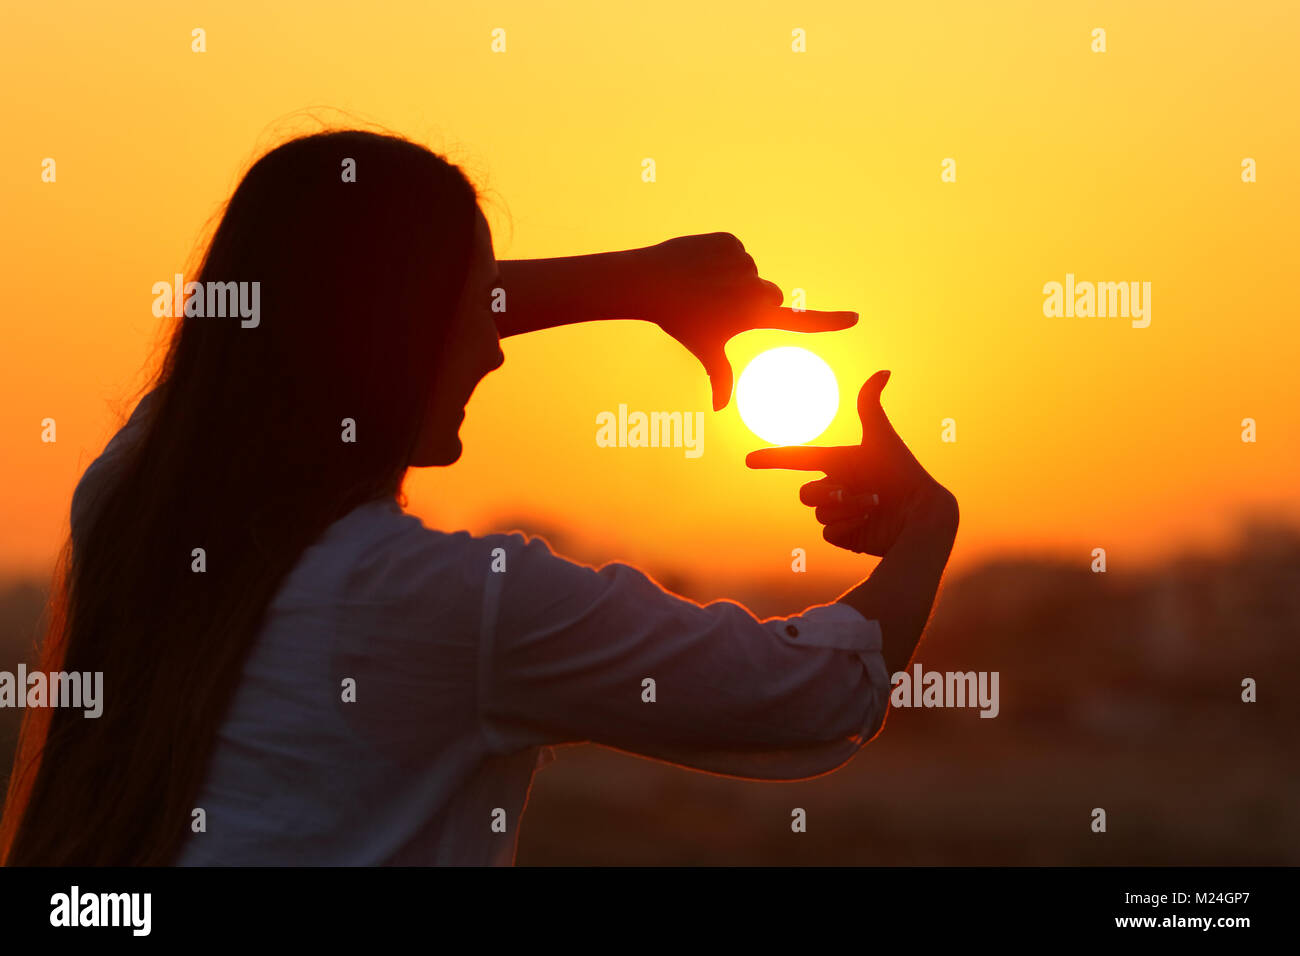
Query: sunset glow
1,2,1297,583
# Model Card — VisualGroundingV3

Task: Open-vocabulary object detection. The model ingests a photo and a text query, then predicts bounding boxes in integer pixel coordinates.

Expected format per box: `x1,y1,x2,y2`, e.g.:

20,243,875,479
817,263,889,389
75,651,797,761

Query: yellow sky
2,1,1297,584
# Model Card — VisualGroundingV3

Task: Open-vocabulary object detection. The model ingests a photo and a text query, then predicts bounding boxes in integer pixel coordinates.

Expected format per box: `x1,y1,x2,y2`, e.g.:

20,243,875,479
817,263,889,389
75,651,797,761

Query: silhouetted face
409,209,504,467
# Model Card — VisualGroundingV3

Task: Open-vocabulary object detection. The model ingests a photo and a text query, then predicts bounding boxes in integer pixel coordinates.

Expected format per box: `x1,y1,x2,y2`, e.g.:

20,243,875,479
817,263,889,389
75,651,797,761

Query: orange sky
2,1,1297,585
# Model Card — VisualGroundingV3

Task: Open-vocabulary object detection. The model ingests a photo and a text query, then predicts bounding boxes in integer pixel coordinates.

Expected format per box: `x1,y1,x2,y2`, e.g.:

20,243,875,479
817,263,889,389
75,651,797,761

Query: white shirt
73,398,891,865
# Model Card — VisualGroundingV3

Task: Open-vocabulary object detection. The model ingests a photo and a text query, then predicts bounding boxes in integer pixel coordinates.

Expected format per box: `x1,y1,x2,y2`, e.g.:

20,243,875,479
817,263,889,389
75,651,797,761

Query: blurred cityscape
1,519,1296,865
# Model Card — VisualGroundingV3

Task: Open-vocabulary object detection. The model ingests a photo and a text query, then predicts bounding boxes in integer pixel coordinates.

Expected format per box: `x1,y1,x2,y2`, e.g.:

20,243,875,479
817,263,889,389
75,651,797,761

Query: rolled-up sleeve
476,532,891,781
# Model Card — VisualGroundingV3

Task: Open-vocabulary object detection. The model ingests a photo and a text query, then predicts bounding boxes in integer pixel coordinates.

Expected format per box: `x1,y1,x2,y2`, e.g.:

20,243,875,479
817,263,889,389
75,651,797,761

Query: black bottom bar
0,865,1287,941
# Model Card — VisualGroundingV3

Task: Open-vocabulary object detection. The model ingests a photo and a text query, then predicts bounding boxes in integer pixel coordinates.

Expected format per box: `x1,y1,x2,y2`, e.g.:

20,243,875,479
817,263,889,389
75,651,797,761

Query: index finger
758,306,859,334
746,445,851,471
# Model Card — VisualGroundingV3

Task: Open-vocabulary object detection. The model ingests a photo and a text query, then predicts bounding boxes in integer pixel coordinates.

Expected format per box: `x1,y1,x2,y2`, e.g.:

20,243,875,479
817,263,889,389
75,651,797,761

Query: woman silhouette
0,130,957,865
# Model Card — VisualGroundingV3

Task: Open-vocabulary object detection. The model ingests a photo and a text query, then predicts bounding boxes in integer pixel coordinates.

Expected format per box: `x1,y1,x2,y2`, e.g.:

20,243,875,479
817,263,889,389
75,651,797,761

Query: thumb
857,370,890,443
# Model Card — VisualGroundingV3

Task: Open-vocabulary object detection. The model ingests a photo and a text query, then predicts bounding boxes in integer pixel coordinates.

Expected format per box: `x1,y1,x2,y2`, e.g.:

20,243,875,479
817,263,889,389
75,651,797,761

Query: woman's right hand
746,370,957,556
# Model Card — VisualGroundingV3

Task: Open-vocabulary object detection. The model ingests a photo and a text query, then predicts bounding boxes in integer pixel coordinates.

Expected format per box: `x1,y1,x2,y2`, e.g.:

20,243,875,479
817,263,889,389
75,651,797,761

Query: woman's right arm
476,529,895,782
472,372,955,780
837,488,958,677
748,369,960,678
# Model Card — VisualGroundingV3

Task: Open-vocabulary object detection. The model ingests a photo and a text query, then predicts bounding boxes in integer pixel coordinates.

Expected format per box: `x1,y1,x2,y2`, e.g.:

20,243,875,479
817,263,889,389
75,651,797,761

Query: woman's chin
440,437,463,465
410,436,462,468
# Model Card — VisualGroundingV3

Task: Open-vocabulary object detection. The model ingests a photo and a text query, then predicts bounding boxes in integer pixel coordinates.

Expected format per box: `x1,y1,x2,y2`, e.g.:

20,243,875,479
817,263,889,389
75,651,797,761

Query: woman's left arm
495,232,859,411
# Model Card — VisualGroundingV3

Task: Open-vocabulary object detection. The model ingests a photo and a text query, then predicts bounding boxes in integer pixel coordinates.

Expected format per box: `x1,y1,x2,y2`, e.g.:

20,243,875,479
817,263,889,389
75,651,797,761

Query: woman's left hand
632,232,858,411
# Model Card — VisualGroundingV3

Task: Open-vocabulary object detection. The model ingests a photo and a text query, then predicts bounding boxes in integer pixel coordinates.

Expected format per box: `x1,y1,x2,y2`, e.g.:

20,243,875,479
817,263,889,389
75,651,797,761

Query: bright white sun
736,346,839,445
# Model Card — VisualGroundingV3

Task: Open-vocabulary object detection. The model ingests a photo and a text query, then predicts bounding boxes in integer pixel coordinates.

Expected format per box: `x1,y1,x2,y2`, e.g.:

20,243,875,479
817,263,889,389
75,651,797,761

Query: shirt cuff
763,602,891,744
763,601,883,652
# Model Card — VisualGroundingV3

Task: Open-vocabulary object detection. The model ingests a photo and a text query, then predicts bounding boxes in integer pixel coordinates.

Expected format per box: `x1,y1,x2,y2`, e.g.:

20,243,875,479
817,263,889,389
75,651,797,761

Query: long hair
0,129,481,864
